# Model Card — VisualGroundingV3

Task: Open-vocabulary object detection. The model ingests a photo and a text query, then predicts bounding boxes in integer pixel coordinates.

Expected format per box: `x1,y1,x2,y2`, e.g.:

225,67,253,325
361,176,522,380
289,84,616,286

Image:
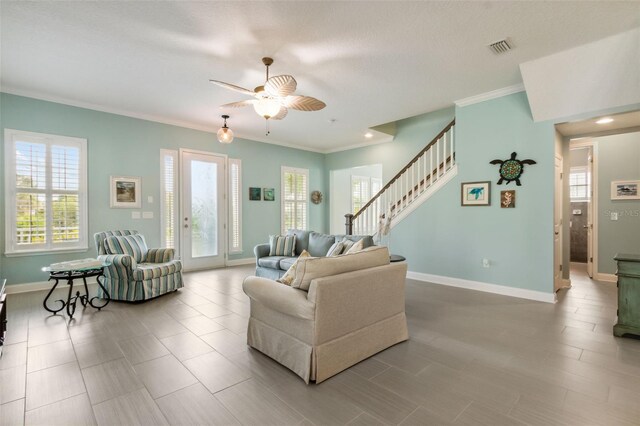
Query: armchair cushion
104,234,149,263
132,261,182,281
145,248,175,263
243,276,316,321
279,257,298,271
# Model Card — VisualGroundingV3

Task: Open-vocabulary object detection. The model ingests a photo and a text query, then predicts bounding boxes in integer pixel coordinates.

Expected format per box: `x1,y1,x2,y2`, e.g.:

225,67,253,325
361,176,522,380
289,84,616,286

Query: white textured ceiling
2,1,639,152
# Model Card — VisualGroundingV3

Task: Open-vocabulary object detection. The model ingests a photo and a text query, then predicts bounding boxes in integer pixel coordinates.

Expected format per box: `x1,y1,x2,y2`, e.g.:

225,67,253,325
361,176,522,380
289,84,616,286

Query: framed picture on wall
461,181,491,206
110,176,141,208
263,188,275,201
249,187,261,201
611,180,640,200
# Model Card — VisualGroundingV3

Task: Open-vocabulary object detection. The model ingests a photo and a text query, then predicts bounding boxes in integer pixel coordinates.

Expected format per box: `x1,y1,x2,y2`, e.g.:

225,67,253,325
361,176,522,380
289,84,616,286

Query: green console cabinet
613,254,640,338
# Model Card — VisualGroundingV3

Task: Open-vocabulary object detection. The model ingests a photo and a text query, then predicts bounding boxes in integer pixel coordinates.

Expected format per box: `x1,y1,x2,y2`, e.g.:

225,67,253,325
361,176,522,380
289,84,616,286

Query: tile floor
1,263,640,425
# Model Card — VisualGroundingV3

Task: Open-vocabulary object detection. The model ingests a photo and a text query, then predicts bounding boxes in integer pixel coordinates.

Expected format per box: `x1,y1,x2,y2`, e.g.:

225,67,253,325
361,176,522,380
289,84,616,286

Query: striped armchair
94,230,183,302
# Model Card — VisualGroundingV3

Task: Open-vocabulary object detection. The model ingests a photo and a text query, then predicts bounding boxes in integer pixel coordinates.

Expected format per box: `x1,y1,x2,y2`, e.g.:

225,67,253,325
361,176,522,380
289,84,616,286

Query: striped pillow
104,234,149,263
269,235,296,256
326,241,344,257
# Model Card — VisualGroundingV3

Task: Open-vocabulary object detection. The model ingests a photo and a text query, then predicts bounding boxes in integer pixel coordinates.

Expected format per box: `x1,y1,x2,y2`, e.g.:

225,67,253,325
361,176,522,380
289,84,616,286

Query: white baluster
450,126,455,167
443,133,447,172
423,151,428,190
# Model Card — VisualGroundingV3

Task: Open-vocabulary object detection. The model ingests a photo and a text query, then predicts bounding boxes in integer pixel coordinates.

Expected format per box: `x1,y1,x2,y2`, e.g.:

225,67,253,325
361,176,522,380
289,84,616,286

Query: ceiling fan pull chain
265,120,270,136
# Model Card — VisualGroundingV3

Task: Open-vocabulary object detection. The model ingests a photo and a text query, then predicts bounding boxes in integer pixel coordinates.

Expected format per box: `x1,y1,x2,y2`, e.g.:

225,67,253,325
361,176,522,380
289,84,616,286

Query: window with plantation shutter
281,166,308,233
5,129,88,255
229,158,242,253
160,149,178,251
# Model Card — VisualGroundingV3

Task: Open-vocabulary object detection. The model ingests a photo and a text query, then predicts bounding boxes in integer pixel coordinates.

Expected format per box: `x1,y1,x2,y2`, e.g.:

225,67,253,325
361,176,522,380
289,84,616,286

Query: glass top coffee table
41,263,111,319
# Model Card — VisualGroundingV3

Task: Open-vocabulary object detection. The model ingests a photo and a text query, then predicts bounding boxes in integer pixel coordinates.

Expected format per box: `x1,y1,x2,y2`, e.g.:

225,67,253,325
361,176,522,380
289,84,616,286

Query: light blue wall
330,92,556,293
0,93,326,284
596,131,640,274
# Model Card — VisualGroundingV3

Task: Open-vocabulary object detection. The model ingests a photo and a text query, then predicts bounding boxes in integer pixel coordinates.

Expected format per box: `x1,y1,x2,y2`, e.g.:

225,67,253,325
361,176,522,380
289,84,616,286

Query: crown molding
454,83,525,107
0,88,326,154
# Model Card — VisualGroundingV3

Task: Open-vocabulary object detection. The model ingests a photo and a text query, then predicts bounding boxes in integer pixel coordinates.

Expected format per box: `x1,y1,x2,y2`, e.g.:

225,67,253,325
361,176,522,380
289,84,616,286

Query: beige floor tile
0,398,25,426
178,315,225,336
212,313,248,334
165,303,201,320
324,371,418,424
350,357,391,379
104,319,149,342
509,395,594,426
25,362,85,411
200,329,247,356
454,402,525,426
0,342,27,371
92,388,168,426
81,358,143,404
24,393,96,426
27,324,69,348
4,322,28,345
133,354,197,399
27,340,76,373
159,332,213,361
192,302,231,319
183,351,251,394
73,336,124,369
156,383,240,425
216,379,303,426
348,412,386,426
139,314,189,339
399,407,452,425
117,334,169,365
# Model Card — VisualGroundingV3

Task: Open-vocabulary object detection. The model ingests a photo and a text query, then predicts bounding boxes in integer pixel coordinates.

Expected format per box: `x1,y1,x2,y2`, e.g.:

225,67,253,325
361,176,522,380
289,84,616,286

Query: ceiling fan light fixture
217,115,234,144
254,97,281,119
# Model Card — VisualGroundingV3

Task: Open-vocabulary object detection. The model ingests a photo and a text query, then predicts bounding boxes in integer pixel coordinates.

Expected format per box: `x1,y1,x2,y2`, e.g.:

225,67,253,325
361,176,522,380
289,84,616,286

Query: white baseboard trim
5,278,98,294
406,271,556,303
595,273,617,283
226,258,255,267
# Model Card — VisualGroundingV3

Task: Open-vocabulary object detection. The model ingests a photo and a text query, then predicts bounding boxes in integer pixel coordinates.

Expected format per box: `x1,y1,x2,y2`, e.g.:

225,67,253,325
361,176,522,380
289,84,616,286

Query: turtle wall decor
489,152,536,186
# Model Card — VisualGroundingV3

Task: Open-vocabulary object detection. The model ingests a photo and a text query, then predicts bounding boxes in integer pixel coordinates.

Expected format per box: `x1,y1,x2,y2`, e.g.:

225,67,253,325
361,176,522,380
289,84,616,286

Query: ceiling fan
210,57,326,122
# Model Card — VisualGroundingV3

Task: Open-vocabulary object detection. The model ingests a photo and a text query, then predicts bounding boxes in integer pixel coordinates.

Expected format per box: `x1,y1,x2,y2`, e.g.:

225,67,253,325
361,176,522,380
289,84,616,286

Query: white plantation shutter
160,150,178,250
228,158,242,253
351,175,370,214
5,129,87,254
282,167,309,233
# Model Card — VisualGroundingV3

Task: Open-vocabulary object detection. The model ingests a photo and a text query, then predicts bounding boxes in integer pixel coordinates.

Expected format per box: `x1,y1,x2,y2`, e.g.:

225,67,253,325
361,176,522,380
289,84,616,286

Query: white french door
180,150,226,270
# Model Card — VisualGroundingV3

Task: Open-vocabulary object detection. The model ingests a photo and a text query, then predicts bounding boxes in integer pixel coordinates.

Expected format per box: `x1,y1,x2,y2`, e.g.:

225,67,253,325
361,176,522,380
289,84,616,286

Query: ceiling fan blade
271,106,288,120
209,80,255,96
220,100,255,108
265,75,297,97
285,95,326,111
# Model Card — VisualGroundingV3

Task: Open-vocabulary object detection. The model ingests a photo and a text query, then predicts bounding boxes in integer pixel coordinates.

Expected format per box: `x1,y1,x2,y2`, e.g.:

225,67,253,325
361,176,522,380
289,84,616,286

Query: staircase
345,119,457,236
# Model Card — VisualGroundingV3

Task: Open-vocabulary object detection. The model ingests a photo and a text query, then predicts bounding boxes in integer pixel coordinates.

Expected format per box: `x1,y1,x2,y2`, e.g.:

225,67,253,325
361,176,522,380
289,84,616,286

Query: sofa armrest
307,263,407,344
145,248,175,263
98,254,137,280
243,276,315,320
254,243,271,265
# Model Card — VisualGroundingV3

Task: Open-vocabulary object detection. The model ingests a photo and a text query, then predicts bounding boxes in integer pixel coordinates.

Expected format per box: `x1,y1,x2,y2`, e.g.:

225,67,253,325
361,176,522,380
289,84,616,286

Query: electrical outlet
611,212,619,221
142,211,154,219
147,196,153,203
482,258,490,268
131,211,141,219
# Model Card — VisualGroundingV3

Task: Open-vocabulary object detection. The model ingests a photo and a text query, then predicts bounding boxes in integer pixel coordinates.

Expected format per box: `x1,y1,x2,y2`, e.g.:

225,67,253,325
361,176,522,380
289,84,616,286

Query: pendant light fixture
217,115,234,144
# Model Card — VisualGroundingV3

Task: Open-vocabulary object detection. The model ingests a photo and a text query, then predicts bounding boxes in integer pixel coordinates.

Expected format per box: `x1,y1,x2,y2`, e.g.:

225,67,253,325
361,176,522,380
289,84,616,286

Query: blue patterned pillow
269,235,296,256
104,234,149,263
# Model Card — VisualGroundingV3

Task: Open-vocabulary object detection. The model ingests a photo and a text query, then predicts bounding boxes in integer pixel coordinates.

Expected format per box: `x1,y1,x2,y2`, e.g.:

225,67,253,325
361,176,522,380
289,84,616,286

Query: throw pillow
345,239,364,254
104,234,148,263
277,250,311,286
341,238,355,253
269,235,296,256
326,241,344,257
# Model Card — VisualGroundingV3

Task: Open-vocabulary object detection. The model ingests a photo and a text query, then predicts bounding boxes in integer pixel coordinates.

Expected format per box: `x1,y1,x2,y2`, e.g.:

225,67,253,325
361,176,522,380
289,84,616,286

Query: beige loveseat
242,246,408,383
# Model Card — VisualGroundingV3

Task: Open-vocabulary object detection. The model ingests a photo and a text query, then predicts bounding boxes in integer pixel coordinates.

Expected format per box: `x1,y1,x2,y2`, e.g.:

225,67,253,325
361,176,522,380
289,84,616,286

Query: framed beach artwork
263,188,275,201
501,190,516,208
110,176,141,208
461,181,491,206
611,180,640,200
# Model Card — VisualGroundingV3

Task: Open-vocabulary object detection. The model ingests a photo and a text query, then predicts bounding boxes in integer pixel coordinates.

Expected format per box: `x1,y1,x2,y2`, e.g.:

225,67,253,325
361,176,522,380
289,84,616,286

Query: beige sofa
242,246,409,383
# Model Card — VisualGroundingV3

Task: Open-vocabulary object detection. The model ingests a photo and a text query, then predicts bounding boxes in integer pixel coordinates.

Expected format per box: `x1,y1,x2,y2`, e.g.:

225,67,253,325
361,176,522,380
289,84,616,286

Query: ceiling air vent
488,39,512,54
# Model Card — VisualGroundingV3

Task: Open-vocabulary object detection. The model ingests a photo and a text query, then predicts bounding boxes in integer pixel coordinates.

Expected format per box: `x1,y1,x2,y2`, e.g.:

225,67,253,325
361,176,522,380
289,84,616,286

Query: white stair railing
346,120,456,236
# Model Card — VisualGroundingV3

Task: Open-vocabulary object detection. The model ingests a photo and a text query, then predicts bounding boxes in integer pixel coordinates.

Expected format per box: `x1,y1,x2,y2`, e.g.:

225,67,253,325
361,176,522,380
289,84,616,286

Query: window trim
569,165,591,202
281,166,309,233
160,149,179,252
228,158,242,254
4,128,88,255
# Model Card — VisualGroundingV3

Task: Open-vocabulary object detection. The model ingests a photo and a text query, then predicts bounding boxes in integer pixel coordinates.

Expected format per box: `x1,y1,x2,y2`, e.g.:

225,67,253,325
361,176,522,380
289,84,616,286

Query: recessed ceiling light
364,132,373,138
596,117,614,124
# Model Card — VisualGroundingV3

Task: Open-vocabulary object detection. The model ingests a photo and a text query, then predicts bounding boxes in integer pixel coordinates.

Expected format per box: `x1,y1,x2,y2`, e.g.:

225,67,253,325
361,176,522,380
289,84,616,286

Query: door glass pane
190,160,217,257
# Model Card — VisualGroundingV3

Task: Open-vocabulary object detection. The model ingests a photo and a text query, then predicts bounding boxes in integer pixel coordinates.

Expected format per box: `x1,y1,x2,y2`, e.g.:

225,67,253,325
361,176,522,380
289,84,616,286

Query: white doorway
554,155,564,292
180,150,226,271
329,164,382,234
568,146,594,278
